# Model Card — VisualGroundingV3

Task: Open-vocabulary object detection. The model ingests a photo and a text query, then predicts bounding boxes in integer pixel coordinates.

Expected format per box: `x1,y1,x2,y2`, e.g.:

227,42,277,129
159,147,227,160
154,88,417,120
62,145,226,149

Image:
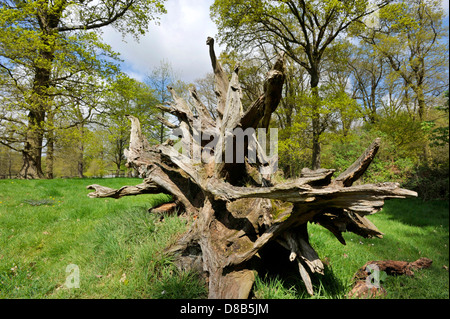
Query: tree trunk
18,59,50,179
18,8,57,179
18,110,45,179
46,133,54,179
46,111,55,179
87,38,417,299
310,78,321,170
78,123,85,178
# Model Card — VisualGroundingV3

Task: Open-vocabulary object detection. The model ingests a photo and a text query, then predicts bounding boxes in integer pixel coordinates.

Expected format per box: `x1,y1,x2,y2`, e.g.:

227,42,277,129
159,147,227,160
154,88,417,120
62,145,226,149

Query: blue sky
102,0,449,84
102,0,221,83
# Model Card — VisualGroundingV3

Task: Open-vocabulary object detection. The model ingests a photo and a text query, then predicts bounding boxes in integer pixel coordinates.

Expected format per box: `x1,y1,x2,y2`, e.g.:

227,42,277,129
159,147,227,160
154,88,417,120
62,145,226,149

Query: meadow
0,178,448,299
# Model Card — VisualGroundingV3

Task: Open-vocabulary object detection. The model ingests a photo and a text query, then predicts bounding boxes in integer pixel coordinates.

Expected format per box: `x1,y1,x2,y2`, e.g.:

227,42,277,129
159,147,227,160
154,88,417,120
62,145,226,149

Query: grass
0,178,448,299
0,178,206,299
253,198,449,299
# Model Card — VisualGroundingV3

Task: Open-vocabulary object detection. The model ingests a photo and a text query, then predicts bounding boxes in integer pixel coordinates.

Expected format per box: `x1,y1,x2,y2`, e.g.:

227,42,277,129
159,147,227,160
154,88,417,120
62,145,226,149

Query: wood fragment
348,257,433,298
206,37,229,118
86,182,162,199
333,138,380,187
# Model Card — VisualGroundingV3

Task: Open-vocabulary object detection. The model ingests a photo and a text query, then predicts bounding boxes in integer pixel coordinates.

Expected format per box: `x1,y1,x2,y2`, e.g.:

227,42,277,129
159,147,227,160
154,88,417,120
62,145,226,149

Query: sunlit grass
0,178,206,299
0,179,447,299
254,198,449,299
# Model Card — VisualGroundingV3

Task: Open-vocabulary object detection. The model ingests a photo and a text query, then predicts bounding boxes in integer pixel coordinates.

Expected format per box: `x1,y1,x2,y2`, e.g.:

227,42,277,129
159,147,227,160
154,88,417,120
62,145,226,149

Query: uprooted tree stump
87,37,418,299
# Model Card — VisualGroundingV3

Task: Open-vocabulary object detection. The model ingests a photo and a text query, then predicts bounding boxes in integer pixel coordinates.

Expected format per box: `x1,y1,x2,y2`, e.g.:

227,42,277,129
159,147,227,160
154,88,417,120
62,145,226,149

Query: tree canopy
0,0,166,178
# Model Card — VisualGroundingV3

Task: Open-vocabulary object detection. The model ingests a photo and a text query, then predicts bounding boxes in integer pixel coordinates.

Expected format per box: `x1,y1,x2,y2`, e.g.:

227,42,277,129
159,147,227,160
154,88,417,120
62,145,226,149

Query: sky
102,0,449,84
102,0,221,84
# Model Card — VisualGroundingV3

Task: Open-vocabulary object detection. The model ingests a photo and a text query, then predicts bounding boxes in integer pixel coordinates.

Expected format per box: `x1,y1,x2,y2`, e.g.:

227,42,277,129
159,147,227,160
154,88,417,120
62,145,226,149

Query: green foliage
427,92,450,147
0,0,167,177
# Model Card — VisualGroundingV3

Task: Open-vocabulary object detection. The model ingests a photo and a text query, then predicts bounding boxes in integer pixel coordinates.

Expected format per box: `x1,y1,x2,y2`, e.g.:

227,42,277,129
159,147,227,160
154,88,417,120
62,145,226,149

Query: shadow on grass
256,241,348,299
152,269,208,299
381,198,449,229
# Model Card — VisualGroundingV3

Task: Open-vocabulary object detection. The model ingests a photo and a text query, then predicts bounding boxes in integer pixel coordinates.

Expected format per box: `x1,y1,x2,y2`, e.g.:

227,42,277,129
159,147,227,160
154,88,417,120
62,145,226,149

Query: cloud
103,0,449,84
102,0,222,83
442,0,449,13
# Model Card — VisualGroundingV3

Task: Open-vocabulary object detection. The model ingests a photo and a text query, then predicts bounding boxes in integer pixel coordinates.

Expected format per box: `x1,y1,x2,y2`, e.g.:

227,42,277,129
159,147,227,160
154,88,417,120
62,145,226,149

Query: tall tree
360,0,449,122
348,42,385,124
146,60,180,144
0,0,166,178
99,74,159,174
211,0,390,169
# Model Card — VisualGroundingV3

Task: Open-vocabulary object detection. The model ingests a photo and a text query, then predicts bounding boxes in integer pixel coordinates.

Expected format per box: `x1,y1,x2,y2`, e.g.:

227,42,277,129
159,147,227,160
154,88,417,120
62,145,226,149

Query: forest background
0,0,448,201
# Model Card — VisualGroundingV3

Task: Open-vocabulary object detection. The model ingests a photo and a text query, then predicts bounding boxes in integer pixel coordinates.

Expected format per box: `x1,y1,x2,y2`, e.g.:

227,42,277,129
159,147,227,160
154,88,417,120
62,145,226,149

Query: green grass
254,198,449,299
0,179,448,299
0,178,206,299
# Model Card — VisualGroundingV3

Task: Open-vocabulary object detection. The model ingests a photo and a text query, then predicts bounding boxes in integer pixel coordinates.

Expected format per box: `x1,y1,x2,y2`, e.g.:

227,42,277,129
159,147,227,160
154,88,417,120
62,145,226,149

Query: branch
189,86,215,126
221,65,244,130
206,37,229,118
58,1,134,32
333,138,381,187
240,52,286,130
156,115,178,129
207,179,417,212
87,181,163,199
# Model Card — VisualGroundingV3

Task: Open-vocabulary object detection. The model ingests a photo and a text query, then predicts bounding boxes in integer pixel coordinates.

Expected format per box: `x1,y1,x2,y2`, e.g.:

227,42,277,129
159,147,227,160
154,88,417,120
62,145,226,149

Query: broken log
353,257,433,280
348,257,432,298
87,37,418,299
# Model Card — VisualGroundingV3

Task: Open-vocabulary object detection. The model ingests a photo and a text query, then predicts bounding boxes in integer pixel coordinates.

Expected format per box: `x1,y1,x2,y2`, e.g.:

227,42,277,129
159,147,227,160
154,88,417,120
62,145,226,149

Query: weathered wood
333,138,380,187
240,53,286,130
207,37,229,119
188,86,215,126
86,181,163,199
353,257,433,280
276,223,324,296
150,202,178,214
214,65,245,181
260,53,286,130
348,257,433,298
87,37,419,299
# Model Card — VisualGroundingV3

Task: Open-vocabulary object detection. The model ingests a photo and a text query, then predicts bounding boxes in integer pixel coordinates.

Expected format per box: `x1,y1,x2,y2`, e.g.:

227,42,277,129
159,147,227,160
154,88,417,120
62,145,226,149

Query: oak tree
0,0,166,178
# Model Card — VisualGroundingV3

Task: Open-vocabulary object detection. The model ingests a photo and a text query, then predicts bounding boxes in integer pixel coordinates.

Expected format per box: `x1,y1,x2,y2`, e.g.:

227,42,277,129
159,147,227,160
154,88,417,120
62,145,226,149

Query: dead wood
348,257,432,298
87,37,418,299
353,257,433,280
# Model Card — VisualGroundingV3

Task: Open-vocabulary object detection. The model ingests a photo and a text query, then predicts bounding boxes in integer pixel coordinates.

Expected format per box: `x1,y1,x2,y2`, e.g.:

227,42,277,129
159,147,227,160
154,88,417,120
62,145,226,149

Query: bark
77,123,85,178
18,7,57,179
87,37,418,299
45,111,55,179
310,82,321,170
18,110,45,179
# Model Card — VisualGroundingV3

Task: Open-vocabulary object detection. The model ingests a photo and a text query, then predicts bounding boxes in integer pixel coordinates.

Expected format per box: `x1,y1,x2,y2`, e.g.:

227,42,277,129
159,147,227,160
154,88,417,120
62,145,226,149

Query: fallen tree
87,37,418,299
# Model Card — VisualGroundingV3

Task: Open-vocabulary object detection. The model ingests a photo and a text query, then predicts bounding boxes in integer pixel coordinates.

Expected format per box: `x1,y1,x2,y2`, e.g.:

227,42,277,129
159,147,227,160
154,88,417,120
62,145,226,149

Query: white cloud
442,0,449,13
102,0,222,83
103,0,448,84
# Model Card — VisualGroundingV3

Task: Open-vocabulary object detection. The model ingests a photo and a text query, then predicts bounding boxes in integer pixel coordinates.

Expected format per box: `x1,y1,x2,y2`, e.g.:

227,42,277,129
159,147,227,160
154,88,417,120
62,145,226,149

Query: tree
347,42,385,124
211,0,390,169
146,60,179,144
99,74,160,174
87,38,417,299
0,0,166,178
360,0,449,122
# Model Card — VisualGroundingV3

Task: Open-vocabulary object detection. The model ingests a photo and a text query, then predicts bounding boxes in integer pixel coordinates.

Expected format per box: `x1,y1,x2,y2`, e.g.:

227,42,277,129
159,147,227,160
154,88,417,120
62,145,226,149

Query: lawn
0,178,448,299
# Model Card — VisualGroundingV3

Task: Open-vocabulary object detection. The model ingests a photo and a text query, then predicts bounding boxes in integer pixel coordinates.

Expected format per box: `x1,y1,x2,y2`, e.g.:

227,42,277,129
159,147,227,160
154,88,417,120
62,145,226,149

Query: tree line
0,0,448,198
210,0,448,199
